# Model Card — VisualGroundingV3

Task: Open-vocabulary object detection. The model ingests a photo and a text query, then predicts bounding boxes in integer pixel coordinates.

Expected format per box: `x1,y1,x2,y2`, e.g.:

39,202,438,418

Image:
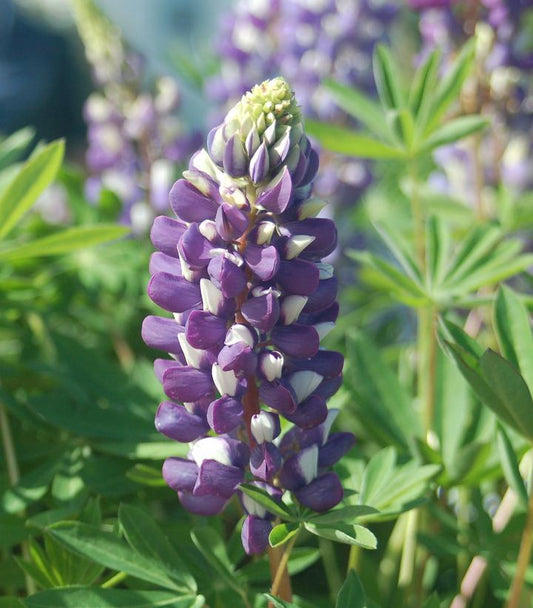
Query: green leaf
480,350,533,441
336,570,367,608
322,79,391,140
443,225,502,288
373,45,404,111
1,457,61,514
126,464,167,487
350,448,441,520
0,127,35,171
269,523,300,548
345,330,422,450
47,522,184,591
426,216,451,290
0,140,64,239
190,527,242,595
25,588,201,608
263,595,298,608
409,50,441,132
374,221,422,283
307,505,378,525
95,440,187,460
387,109,415,149
240,483,295,521
425,39,475,132
494,287,533,394
305,121,405,160
421,115,488,153
496,425,528,508
119,504,197,593
349,251,429,307
303,523,377,549
0,225,129,262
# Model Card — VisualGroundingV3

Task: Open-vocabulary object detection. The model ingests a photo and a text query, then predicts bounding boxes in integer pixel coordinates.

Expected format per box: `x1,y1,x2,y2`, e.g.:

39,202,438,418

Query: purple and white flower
144,77,354,554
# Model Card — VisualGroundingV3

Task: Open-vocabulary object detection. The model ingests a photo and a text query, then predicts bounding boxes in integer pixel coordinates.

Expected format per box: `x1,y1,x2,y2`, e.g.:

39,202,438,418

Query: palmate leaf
0,225,129,262
348,447,441,521
47,522,189,592
420,115,488,153
345,330,422,450
322,79,391,140
373,45,404,111
424,38,475,133
119,505,197,593
25,588,202,608
409,50,441,133
0,140,64,240
305,121,405,159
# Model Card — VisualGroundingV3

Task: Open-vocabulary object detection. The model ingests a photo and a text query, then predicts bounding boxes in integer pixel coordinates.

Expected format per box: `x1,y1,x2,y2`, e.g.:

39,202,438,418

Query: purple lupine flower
73,0,200,232
206,0,401,206
144,78,354,554
409,0,533,200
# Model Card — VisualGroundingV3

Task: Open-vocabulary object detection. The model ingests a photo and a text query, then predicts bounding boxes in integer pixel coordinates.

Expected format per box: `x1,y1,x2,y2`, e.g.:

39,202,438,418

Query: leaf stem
101,571,128,588
269,535,297,603
0,399,36,595
506,475,533,608
398,508,418,588
319,538,343,600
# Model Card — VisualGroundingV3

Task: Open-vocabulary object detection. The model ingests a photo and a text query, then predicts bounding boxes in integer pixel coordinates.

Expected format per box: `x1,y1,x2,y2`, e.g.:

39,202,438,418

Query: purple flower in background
72,0,201,233
144,78,354,554
206,0,400,204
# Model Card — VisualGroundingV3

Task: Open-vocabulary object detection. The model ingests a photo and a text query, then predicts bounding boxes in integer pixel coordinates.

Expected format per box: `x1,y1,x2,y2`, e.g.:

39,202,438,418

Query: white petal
178,334,204,369
315,262,334,279
256,221,276,245
260,351,284,382
289,371,323,403
190,437,232,466
199,220,218,241
212,363,238,396
286,235,315,259
225,324,255,348
250,411,276,444
200,278,224,315
299,445,319,485
315,322,335,341
297,197,327,219
281,295,308,325
242,493,267,518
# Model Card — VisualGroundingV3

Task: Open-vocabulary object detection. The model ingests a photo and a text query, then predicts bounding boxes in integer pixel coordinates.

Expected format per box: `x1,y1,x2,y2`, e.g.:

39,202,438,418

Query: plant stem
347,544,361,573
451,451,532,608
319,538,343,601
507,479,533,608
399,509,418,588
0,399,36,595
269,536,297,603
101,571,128,588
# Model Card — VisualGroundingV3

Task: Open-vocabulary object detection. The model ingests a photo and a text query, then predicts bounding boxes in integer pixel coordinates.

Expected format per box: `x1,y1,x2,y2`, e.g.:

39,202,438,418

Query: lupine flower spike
143,77,354,554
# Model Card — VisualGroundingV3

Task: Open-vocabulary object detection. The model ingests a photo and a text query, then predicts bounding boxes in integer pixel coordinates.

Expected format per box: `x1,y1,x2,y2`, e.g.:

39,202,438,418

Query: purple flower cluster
74,0,200,232
143,78,354,554
207,0,399,201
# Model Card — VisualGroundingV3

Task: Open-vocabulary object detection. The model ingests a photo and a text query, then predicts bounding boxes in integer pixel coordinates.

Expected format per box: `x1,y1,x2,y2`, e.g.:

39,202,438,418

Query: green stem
101,571,128,589
319,538,343,601
507,480,533,608
0,400,36,596
399,509,418,588
269,535,297,602
347,544,361,573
